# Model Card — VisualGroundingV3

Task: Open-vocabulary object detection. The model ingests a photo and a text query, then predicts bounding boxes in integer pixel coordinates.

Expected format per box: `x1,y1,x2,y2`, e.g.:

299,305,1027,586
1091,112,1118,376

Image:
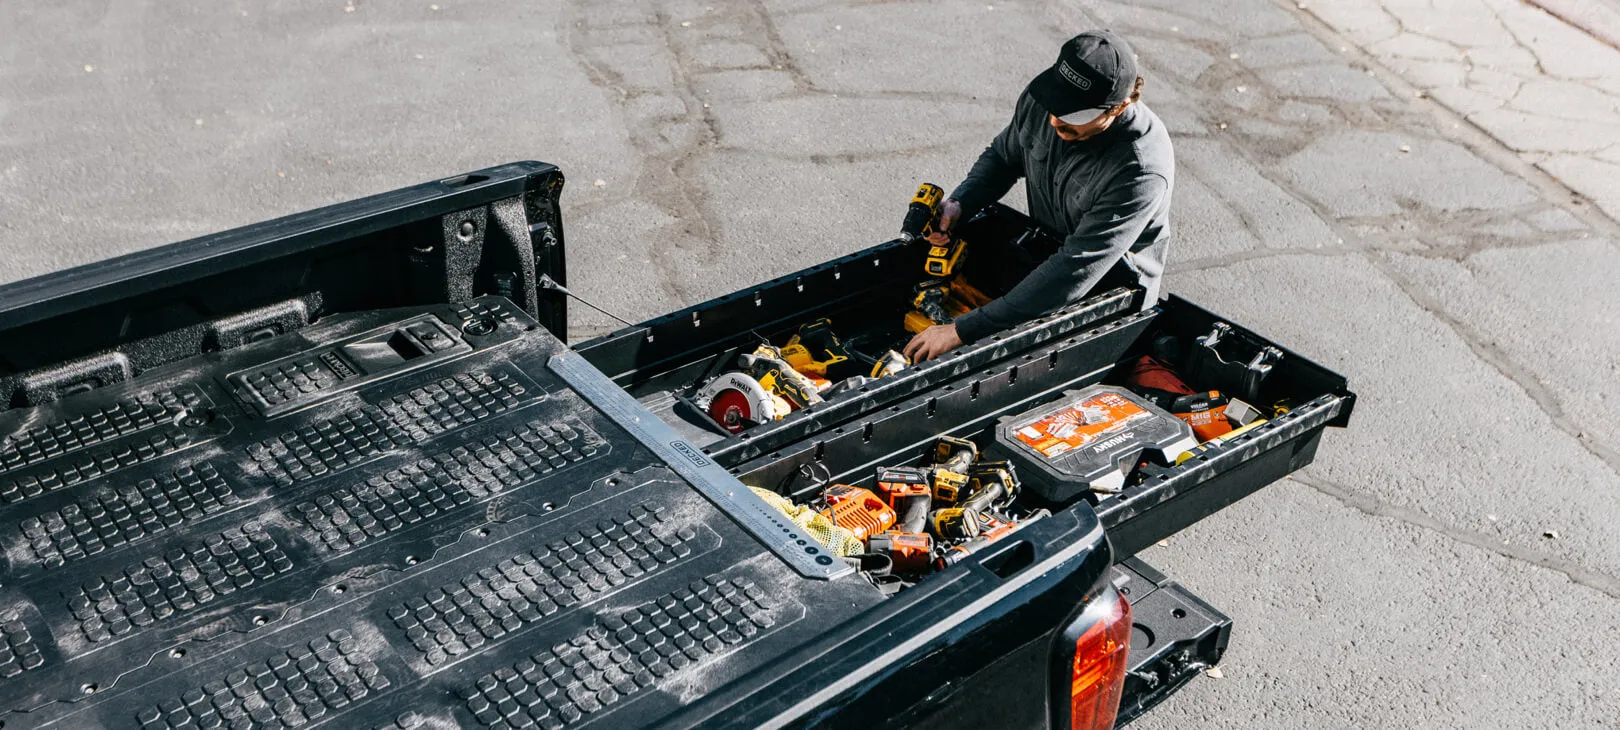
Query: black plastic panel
1112,557,1231,727
0,297,881,729
0,162,568,414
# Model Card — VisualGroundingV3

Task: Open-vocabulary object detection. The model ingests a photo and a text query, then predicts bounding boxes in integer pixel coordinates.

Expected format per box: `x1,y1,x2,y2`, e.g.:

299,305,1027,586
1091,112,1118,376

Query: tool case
0,163,1353,728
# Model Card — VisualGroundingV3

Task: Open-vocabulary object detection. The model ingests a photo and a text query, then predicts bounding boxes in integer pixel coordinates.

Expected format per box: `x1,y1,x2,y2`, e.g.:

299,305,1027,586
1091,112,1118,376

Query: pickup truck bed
0,298,889,729
0,162,1352,728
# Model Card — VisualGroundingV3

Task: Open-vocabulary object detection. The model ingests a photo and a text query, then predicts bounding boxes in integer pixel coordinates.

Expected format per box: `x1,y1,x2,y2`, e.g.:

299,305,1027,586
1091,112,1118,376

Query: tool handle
940,449,974,473
896,494,930,534
959,481,1006,515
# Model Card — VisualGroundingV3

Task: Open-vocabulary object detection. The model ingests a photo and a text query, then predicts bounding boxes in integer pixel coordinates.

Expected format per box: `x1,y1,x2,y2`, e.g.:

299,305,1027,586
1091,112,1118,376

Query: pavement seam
1524,0,1620,51
1161,0,1620,479
1155,108,1620,479
1293,473,1620,601
558,1,733,309
1284,0,1620,241
1198,143,1620,478
1362,252,1620,477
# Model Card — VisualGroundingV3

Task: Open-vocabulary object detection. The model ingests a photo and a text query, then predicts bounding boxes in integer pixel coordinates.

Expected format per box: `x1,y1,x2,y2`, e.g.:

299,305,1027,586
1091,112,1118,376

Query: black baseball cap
1026,30,1138,124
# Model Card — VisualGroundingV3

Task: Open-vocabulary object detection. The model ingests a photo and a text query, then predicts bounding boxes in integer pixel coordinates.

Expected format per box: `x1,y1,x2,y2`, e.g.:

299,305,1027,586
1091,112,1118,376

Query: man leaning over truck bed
904,29,1175,362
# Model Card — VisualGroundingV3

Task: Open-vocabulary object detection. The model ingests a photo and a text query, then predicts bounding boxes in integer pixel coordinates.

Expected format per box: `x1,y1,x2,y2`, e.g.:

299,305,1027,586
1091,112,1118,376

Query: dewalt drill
900,184,976,334
899,183,968,278
900,183,944,243
930,461,1019,540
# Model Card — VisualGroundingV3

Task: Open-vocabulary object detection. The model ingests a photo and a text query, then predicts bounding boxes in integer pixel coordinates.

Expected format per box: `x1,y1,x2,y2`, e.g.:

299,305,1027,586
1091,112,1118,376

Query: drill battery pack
994,385,1197,499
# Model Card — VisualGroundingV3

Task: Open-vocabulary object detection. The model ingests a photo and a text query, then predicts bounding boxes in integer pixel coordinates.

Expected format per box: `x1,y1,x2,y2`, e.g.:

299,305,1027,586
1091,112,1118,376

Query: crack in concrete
557,0,1009,311
1294,473,1620,601
1110,1,1620,478
711,141,981,164
1364,253,1620,476
1175,214,1591,274
558,1,749,306
1525,0,1620,51
1490,5,1556,80
1294,5,1620,216
1296,0,1620,226
748,0,818,94
1175,246,1359,273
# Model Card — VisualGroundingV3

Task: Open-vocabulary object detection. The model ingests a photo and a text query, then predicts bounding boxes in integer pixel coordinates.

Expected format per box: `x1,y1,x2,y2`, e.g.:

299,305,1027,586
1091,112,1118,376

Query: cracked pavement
1306,0,1620,220
2,0,1619,726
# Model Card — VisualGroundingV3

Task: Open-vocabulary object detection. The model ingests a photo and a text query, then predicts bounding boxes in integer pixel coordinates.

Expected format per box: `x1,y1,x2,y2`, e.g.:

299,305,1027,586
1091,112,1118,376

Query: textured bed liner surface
0,296,879,729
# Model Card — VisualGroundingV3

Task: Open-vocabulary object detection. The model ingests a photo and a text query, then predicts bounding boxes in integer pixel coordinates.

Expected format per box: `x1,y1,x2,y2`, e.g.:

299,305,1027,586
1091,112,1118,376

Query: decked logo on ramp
670,440,711,467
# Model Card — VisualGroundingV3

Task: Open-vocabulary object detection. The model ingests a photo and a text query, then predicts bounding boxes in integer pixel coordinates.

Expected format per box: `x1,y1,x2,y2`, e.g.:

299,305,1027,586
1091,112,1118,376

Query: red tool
869,532,933,574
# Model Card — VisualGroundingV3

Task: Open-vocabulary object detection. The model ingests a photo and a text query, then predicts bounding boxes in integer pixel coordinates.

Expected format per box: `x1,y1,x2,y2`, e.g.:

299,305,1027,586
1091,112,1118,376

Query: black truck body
0,162,1353,728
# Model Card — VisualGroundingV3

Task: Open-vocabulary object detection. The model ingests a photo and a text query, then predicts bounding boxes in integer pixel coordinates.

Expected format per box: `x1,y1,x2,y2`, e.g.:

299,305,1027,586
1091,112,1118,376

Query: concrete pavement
1307,0,1620,220
2,0,1618,727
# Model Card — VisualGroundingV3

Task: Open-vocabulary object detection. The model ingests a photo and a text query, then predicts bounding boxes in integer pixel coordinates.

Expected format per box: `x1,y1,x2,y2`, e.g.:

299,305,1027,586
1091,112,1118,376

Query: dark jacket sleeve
954,170,1169,344
949,105,1027,220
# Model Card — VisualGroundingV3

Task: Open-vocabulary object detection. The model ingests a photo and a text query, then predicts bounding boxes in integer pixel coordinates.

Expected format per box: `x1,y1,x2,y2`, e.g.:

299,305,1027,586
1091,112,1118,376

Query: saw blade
709,388,756,434
695,371,777,434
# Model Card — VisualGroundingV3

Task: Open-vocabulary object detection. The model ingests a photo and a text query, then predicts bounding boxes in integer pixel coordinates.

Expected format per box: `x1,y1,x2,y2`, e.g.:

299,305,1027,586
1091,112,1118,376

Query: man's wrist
952,310,987,345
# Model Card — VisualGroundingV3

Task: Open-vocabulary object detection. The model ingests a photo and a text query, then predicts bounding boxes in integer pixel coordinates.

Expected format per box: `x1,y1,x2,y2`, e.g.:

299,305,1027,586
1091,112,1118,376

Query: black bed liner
0,299,890,728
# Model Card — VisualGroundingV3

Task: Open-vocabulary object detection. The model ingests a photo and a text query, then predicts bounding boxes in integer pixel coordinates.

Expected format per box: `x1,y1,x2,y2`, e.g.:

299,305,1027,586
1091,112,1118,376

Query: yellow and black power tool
694,344,824,434
900,184,981,334
781,319,911,382
900,183,968,278
904,280,954,334
927,436,978,504
930,461,1019,540
900,183,945,243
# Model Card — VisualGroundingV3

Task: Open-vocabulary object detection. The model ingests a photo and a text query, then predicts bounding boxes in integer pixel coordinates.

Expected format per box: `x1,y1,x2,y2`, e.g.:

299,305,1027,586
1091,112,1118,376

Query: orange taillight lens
1069,590,1132,730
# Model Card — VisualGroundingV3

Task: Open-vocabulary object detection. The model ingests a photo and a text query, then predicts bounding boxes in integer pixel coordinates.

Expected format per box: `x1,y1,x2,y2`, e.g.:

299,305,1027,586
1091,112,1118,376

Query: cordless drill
873,467,936,576
899,183,968,277
900,183,945,243
930,461,1018,540
928,436,978,504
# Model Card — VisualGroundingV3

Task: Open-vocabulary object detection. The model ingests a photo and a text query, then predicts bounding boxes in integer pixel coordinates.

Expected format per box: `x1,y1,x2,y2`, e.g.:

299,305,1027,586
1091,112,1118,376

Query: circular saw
694,372,790,434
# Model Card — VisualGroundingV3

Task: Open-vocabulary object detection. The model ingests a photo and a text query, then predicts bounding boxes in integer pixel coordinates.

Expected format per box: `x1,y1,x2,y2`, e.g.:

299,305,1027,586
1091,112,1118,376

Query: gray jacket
950,93,1174,344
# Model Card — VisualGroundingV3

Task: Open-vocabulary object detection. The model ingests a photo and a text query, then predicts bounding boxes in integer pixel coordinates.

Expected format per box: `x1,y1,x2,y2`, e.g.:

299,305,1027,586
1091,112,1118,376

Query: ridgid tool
819,484,897,542
876,466,933,534
868,532,933,575
937,510,1050,568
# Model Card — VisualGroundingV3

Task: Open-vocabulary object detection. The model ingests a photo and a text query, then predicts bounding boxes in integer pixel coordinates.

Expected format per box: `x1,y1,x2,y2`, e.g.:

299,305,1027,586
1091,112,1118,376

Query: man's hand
926,199,963,246
904,323,963,362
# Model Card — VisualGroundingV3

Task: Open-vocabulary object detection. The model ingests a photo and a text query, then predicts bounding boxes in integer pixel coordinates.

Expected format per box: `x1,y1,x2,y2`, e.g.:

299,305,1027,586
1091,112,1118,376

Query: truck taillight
1068,588,1132,729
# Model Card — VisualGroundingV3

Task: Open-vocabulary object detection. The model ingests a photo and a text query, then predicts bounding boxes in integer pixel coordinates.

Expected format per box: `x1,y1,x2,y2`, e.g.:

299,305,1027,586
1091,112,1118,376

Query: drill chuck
900,183,945,242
